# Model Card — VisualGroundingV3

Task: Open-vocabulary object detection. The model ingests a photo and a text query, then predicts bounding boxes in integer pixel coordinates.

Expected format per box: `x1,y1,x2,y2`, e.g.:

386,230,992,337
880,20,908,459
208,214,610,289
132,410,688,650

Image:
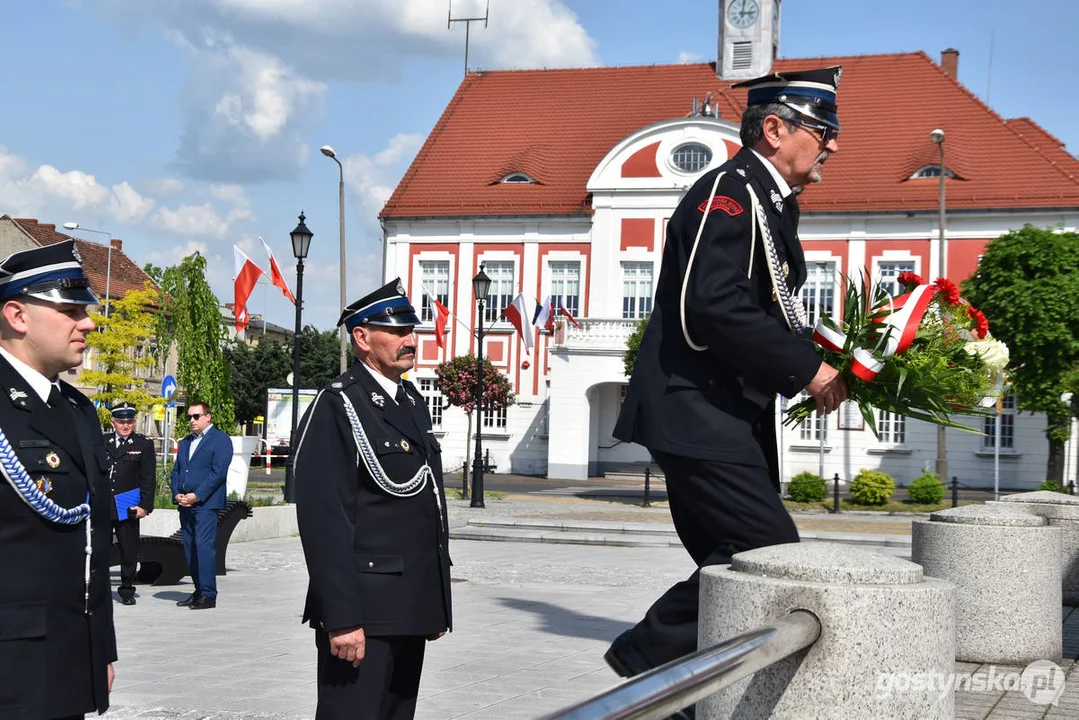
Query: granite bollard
698,543,954,720
912,504,1061,664
995,491,1079,604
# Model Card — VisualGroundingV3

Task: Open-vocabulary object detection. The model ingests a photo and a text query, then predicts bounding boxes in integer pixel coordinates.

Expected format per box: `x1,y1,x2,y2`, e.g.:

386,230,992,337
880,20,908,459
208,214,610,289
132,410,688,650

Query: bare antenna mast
448,0,490,77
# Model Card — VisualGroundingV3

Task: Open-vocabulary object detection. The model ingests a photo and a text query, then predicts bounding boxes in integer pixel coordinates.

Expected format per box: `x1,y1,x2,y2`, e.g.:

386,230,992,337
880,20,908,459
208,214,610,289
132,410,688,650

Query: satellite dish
286,372,294,387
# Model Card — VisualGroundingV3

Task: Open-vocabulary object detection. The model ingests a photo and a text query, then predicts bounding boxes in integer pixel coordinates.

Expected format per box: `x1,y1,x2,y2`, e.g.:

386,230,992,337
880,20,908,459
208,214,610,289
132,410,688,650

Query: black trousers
624,450,800,668
112,517,140,599
314,632,426,720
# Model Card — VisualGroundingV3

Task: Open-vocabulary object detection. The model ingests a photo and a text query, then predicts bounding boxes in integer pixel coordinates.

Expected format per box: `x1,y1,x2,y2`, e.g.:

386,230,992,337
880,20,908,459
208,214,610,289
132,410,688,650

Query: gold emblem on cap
400,439,410,452
45,451,61,469
71,244,82,263
396,282,405,295
35,476,52,495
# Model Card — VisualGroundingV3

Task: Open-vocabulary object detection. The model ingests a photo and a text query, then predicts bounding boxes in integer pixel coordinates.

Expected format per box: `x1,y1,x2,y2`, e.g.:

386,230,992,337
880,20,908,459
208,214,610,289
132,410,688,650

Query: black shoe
189,596,216,610
176,592,201,607
120,596,136,606
604,631,653,678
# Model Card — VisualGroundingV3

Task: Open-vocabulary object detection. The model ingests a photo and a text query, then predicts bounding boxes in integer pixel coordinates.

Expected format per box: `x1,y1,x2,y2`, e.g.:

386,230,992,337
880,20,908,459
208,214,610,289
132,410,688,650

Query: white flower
963,337,1010,372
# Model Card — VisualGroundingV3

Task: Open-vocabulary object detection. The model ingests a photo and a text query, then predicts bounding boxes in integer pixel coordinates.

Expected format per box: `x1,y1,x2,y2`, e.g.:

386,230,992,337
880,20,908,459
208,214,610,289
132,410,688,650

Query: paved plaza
106,497,1079,719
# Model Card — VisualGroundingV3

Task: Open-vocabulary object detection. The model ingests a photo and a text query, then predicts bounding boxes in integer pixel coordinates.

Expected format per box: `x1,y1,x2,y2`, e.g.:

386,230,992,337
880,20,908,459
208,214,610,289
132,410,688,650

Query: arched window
910,165,956,179
670,143,713,173
499,172,536,184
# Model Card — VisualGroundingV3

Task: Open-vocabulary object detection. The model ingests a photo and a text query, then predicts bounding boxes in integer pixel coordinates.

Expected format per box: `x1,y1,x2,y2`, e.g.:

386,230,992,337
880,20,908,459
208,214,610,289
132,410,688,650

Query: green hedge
788,471,827,502
849,469,895,506
907,471,945,505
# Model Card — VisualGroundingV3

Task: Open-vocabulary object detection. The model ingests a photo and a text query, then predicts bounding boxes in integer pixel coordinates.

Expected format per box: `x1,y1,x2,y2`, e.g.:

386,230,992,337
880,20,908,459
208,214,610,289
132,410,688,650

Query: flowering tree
963,224,1079,481
434,355,515,495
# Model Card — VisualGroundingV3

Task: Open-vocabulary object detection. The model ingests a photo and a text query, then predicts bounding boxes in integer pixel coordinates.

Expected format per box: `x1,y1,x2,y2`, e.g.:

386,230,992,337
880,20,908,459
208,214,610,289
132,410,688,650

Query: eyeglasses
187,413,206,420
787,116,839,145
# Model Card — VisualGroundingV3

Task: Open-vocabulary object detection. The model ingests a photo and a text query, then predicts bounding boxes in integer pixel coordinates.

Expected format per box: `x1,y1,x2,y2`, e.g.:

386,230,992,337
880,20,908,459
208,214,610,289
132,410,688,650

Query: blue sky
1,0,1075,331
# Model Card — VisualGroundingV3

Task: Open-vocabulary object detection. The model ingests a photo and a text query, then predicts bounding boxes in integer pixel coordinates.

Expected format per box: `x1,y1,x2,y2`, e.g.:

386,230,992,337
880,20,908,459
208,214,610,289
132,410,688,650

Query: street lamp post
470,265,492,509
284,211,313,504
320,145,348,374
63,223,112,317
930,129,948,482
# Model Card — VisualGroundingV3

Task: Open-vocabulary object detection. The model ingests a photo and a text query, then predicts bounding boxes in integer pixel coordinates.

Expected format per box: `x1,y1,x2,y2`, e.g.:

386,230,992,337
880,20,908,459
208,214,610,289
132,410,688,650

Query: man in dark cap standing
294,278,451,720
606,67,850,709
105,402,156,606
0,240,117,717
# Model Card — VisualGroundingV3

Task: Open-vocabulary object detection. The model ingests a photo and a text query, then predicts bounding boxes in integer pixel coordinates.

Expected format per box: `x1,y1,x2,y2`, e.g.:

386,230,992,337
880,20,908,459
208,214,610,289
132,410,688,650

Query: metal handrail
544,610,821,720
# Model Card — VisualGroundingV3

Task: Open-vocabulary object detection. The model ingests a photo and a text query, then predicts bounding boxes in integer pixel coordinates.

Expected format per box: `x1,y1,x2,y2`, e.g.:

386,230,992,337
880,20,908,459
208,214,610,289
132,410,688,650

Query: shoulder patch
698,196,744,217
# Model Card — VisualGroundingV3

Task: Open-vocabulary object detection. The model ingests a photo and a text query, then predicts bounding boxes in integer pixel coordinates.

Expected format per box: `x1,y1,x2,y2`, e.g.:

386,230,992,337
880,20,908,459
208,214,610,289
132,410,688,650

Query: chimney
941,48,959,78
110,238,122,251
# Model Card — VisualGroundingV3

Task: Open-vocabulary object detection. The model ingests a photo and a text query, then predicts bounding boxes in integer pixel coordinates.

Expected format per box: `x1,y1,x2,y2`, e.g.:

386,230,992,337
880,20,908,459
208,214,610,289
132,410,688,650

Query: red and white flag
433,299,450,350
559,298,581,329
502,292,535,355
260,237,295,304
233,246,266,332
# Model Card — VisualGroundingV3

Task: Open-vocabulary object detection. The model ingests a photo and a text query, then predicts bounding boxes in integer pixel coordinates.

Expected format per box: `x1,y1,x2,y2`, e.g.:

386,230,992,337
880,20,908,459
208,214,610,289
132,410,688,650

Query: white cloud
144,240,210,267
110,182,157,223
343,133,424,212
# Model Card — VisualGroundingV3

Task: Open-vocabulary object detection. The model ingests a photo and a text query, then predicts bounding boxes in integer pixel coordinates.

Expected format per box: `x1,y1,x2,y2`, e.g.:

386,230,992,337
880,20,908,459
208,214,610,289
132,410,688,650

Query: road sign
161,375,178,408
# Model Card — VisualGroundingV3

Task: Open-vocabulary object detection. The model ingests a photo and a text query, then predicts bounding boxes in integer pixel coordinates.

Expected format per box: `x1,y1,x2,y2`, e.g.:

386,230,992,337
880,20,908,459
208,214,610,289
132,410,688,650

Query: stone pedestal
698,543,954,720
996,491,1079,604
912,504,1061,664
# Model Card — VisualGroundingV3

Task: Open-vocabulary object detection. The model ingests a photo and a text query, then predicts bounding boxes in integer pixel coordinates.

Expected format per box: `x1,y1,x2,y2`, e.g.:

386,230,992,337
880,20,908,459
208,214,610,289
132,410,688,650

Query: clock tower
718,0,780,79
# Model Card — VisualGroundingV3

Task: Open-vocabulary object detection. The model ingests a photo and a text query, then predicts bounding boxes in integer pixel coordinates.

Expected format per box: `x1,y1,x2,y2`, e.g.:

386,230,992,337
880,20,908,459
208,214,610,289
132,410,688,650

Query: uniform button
368,561,374,568
787,375,797,383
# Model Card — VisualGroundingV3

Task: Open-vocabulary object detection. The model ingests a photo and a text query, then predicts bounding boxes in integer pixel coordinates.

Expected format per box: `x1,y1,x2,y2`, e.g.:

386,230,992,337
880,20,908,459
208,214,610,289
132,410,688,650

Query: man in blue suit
170,400,232,609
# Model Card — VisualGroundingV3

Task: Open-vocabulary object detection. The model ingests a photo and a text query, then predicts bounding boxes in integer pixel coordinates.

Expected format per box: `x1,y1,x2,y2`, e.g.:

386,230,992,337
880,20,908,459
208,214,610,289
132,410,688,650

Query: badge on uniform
8,388,27,403
370,392,385,408
782,261,790,278
770,189,784,214
400,439,410,452
45,451,61,469
405,392,416,406
736,168,746,177
35,476,52,495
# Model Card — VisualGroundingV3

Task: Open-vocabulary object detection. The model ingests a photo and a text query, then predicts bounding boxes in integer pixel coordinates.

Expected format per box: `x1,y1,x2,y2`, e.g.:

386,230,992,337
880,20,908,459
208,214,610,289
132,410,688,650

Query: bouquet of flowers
784,271,1010,438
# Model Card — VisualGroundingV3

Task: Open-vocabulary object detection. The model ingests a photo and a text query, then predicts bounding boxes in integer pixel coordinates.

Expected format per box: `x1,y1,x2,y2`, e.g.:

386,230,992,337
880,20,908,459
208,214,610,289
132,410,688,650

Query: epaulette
327,370,359,394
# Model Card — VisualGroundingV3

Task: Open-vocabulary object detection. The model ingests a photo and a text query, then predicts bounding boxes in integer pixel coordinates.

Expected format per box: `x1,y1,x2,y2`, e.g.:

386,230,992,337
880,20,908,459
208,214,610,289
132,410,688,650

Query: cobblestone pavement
104,498,1079,719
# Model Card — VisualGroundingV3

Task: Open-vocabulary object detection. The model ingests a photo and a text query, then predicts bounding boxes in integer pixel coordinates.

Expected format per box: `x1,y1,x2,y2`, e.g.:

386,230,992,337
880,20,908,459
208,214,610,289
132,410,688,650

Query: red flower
897,271,924,288
933,277,961,305
967,305,989,339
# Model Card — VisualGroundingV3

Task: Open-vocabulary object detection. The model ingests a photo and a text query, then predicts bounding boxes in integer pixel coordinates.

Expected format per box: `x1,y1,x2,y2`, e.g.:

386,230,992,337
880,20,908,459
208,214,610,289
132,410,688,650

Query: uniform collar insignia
370,392,385,408
770,189,784,214
9,388,27,403
736,168,747,177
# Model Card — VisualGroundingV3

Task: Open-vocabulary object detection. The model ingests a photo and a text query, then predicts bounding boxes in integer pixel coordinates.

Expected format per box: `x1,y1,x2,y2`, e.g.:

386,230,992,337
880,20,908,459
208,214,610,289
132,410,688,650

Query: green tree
435,355,516,495
963,225,1079,481
154,253,237,433
224,339,291,425
296,326,341,389
82,283,163,426
623,315,649,376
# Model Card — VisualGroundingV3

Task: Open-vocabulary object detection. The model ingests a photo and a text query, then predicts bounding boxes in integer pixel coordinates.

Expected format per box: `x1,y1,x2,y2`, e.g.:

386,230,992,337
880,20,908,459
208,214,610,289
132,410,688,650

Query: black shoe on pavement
189,596,217,610
176,592,201,607
604,630,653,678
120,596,136,606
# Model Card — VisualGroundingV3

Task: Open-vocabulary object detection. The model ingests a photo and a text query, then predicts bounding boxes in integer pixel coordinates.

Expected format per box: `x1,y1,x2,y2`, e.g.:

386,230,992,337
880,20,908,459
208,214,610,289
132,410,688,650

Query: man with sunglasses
170,401,232,609
609,67,849,716
105,402,156,605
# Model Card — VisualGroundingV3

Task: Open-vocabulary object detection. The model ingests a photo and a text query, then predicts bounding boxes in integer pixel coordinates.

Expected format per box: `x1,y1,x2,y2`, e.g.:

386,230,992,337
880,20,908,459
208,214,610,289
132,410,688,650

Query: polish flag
260,237,295,304
433,299,450,350
233,246,266,332
502,292,535,355
559,299,581,329
532,295,554,332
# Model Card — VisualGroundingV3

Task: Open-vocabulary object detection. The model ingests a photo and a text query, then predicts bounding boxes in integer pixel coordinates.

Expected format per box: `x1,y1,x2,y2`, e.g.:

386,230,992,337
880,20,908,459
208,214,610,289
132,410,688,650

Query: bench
109,500,254,586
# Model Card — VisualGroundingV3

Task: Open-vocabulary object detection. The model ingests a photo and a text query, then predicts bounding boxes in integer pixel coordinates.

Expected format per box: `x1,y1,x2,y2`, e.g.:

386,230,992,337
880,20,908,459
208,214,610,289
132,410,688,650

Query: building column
546,355,591,480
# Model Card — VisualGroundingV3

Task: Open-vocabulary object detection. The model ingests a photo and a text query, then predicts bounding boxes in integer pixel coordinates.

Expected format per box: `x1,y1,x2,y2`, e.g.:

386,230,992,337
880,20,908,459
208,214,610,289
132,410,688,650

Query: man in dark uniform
0,240,117,718
105,402,156,605
606,67,851,708
294,278,451,720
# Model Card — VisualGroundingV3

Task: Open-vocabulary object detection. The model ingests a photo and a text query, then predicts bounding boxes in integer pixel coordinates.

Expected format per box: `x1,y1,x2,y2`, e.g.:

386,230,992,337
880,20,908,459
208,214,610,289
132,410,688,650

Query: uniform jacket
0,356,117,719
169,425,232,510
105,431,156,521
294,362,452,639
614,147,821,477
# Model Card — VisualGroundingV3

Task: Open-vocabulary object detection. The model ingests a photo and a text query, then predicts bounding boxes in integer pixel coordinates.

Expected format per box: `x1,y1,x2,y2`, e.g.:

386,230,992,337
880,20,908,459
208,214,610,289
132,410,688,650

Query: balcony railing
554,317,638,351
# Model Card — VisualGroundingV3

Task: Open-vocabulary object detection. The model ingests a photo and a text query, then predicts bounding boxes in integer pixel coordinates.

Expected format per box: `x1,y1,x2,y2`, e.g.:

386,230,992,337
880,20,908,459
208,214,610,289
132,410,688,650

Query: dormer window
500,172,536,184
670,143,713,173
910,165,956,179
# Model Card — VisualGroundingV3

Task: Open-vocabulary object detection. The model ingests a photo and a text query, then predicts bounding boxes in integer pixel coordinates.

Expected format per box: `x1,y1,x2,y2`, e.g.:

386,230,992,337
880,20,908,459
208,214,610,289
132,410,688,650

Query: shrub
849,469,895,506
788,471,827,502
907,471,945,505
1037,479,1070,494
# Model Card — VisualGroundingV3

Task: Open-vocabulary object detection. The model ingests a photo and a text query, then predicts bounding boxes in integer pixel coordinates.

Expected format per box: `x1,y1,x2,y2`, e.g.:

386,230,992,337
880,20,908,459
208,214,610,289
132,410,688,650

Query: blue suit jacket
170,425,233,509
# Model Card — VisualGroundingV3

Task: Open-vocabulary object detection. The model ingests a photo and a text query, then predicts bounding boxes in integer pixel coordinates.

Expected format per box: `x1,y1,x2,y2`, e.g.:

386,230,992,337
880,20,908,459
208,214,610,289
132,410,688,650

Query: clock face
728,0,760,29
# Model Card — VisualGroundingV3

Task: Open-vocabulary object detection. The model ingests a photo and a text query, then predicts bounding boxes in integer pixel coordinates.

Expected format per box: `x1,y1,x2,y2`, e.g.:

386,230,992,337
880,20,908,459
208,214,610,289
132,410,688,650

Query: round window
671,143,713,173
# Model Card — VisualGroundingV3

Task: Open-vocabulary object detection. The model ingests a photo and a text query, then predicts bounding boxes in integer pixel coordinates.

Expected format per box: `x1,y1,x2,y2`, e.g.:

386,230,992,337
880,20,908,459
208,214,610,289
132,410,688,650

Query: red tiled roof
381,52,1079,218
8,218,157,300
